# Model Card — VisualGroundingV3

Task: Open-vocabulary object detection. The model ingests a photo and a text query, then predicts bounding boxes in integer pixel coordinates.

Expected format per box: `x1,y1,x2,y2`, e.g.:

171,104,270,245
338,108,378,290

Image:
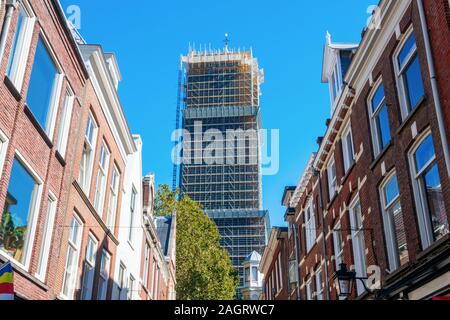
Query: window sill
326,193,338,210
55,150,66,167
4,76,22,102
396,96,426,136
370,141,393,171
23,105,53,148
340,162,356,185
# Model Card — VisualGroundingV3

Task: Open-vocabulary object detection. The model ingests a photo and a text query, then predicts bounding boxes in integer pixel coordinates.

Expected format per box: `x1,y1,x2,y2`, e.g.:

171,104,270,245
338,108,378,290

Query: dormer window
329,57,343,105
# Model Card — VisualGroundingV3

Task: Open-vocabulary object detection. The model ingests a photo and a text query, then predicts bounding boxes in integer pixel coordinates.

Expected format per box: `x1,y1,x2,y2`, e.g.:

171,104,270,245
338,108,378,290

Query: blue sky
60,0,375,227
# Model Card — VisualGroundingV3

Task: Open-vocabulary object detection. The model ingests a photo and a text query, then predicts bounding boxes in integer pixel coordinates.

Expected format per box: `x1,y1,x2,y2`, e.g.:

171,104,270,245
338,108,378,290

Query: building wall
260,229,289,300
0,0,88,300
286,0,450,301
112,135,144,300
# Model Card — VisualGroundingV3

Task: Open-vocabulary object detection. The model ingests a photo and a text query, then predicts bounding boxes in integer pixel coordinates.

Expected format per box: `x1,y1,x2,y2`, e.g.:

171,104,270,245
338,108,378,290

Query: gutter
0,0,18,63
416,0,450,178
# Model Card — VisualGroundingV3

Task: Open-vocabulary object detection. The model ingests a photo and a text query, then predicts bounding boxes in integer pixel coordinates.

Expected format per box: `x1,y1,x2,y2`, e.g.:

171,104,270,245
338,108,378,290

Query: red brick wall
0,0,87,300
290,0,450,301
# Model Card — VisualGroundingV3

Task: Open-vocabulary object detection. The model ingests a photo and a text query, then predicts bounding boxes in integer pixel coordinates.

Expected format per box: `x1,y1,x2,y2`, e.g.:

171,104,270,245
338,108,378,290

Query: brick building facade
279,0,450,300
0,0,175,300
260,227,289,300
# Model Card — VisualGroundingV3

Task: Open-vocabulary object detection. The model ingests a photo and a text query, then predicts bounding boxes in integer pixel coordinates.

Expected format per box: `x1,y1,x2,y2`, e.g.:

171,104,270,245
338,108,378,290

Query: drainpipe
314,169,330,300
0,0,18,63
417,0,450,178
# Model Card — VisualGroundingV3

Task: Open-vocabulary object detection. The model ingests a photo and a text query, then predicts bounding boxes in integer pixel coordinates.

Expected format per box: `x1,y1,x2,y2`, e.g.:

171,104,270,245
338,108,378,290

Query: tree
155,185,238,300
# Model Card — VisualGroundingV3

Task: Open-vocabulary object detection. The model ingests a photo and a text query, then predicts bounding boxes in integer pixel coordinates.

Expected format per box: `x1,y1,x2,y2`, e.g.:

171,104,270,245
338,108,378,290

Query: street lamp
333,263,356,298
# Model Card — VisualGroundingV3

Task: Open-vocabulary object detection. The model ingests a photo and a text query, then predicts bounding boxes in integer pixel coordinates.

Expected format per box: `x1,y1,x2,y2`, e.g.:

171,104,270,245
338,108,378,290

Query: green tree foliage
155,185,238,300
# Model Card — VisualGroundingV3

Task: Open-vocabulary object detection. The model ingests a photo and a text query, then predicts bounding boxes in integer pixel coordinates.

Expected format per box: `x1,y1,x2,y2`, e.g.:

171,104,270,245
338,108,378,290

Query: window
342,123,355,173
143,243,150,288
93,142,110,215
26,37,63,137
56,88,75,158
0,157,42,268
306,278,313,301
329,56,343,108
333,223,344,270
80,235,97,300
36,193,57,280
368,81,391,156
305,200,316,252
128,187,137,243
315,269,323,300
245,266,250,284
0,131,8,179
61,215,83,299
79,113,98,192
277,255,283,289
394,30,425,118
6,2,35,90
252,266,258,282
106,166,120,230
128,275,135,300
150,258,157,298
327,159,337,199
410,133,448,249
154,266,160,300
380,173,409,271
116,263,126,300
97,249,110,300
349,199,367,296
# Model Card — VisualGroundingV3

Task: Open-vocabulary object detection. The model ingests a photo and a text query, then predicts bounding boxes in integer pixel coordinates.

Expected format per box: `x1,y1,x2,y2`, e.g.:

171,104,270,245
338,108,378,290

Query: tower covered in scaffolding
177,45,270,297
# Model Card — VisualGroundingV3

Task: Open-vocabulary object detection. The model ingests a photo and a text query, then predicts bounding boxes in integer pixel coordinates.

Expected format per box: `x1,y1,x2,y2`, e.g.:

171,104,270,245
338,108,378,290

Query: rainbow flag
0,261,14,300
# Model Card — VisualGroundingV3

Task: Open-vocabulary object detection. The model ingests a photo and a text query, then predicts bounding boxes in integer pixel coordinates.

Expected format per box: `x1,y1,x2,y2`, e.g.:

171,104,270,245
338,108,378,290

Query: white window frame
128,274,135,300
408,129,448,249
28,32,65,140
60,214,83,300
93,142,110,216
0,151,43,272
0,129,9,180
79,112,98,194
333,222,344,270
315,268,323,300
306,278,313,301
305,199,316,253
97,249,111,300
128,186,137,244
56,86,75,158
143,243,150,289
35,192,57,281
349,198,367,296
116,262,126,300
379,171,405,272
80,234,97,300
327,158,337,199
367,78,390,157
106,165,120,230
393,26,423,120
328,52,343,111
277,254,283,291
342,122,355,173
5,0,36,92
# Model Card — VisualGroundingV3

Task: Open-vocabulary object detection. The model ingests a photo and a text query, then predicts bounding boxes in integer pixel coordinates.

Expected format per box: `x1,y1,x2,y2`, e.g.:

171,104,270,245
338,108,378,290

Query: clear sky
60,0,375,227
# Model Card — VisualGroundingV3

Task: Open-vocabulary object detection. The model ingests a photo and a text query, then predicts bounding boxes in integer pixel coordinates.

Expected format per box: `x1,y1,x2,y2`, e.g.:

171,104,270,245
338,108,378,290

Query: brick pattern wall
287,0,450,301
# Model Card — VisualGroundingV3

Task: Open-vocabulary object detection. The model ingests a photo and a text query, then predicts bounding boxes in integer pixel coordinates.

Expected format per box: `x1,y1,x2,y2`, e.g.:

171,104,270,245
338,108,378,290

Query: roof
244,251,262,263
154,216,173,256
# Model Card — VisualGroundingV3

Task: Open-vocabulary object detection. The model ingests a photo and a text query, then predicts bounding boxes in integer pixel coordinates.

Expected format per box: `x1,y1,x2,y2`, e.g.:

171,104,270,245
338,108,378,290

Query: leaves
155,185,238,300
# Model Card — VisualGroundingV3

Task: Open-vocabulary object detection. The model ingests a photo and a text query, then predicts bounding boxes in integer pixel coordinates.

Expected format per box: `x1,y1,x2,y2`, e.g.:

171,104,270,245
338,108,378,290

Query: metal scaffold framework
176,46,269,295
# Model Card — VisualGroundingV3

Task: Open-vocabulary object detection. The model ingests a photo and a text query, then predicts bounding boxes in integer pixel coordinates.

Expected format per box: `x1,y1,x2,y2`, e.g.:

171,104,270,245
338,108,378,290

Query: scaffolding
178,47,269,297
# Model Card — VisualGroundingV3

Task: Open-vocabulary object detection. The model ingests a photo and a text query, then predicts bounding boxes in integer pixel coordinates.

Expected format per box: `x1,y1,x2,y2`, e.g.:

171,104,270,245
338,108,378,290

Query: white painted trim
0,128,9,180
56,85,75,158
35,191,57,282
